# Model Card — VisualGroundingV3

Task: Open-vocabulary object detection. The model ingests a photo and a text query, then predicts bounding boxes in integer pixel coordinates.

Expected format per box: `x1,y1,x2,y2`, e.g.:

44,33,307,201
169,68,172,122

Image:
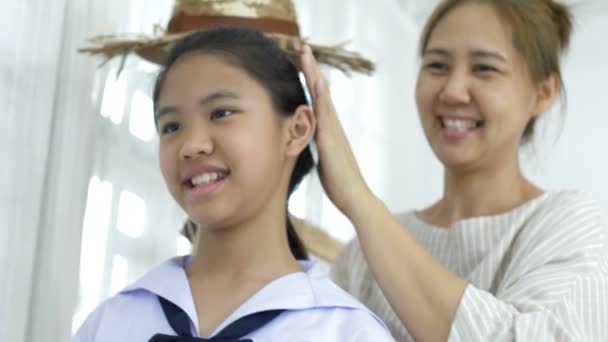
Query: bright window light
100,69,127,125
176,235,192,256
288,177,309,218
321,195,355,243
116,190,146,238
109,254,129,295
129,91,155,142
329,69,353,111
73,176,113,332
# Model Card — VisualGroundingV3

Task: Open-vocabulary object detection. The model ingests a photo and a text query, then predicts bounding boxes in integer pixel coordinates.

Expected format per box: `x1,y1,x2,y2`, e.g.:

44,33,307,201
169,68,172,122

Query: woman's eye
160,122,180,135
425,62,448,72
210,108,234,120
474,64,498,73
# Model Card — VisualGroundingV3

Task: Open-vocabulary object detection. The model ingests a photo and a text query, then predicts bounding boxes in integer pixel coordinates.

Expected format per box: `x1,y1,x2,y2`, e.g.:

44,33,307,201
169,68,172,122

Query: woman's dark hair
154,26,313,260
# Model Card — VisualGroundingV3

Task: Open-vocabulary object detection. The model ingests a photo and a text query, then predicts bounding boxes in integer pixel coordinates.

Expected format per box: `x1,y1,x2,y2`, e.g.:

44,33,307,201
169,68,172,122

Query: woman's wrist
343,190,386,228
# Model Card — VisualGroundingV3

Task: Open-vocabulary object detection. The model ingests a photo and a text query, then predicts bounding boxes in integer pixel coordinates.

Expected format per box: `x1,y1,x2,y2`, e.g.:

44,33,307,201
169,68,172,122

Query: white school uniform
73,256,394,341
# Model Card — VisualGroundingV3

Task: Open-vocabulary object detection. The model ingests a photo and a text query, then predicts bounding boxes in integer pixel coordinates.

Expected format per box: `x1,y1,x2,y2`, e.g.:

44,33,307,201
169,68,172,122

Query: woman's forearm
347,195,467,342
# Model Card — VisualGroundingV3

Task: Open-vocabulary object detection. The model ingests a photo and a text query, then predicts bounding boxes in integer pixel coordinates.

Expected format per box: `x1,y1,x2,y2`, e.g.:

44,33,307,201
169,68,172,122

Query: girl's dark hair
154,26,313,260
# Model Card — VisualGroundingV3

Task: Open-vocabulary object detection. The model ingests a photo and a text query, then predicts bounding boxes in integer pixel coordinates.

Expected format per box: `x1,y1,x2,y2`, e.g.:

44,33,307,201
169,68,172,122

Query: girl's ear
285,105,316,157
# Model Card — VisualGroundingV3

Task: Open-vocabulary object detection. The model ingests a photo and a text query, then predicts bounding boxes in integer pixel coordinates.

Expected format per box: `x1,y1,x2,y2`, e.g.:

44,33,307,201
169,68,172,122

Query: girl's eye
160,122,180,135
210,109,234,120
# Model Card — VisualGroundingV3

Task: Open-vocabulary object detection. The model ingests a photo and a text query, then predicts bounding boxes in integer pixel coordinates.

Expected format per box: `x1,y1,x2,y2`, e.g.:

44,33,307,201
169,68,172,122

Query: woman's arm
349,196,467,341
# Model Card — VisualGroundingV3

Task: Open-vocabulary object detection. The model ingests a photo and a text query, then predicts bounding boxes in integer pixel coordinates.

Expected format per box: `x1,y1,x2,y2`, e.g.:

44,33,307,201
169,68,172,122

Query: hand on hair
300,46,375,218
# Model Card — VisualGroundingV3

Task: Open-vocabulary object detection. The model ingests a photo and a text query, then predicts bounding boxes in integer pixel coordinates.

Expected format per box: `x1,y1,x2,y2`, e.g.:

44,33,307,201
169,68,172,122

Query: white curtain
2,1,607,341
1,1,92,341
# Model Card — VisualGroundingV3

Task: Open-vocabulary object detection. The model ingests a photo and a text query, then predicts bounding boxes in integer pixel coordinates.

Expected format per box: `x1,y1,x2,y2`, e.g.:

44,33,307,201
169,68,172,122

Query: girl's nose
179,130,214,160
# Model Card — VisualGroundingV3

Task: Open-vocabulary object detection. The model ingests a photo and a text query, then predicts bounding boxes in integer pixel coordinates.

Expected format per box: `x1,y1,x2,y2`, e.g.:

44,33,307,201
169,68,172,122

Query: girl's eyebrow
155,90,240,121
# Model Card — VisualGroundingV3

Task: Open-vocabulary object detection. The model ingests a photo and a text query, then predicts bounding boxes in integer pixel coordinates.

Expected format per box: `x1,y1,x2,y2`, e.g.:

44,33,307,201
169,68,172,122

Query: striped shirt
331,190,608,341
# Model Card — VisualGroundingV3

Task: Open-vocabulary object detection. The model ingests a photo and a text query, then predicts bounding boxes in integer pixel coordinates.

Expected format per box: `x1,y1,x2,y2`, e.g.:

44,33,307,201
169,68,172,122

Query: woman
73,26,393,341
300,0,608,340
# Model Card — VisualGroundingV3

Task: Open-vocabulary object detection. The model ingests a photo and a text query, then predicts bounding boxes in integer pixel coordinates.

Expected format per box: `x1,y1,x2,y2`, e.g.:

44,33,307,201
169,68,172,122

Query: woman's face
156,53,290,230
416,2,541,171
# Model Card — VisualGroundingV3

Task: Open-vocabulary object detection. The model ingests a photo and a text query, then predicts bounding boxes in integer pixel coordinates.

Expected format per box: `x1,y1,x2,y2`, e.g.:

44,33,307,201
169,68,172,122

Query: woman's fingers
300,45,321,98
301,46,332,113
298,45,371,215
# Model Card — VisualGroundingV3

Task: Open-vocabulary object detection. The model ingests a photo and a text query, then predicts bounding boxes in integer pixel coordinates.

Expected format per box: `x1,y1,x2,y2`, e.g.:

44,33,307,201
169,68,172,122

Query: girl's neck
422,155,544,227
186,209,303,284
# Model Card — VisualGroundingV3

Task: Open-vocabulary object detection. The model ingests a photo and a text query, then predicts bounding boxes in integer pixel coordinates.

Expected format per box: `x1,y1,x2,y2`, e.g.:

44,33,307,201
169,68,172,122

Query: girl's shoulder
72,256,192,341
261,260,395,340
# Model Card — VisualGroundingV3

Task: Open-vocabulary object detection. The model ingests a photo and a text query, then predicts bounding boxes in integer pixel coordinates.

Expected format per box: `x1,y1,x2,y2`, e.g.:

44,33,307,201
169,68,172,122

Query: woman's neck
422,155,544,227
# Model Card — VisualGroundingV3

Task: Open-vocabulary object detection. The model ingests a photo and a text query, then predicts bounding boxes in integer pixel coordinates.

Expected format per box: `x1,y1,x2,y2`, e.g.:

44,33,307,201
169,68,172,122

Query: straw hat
79,0,374,75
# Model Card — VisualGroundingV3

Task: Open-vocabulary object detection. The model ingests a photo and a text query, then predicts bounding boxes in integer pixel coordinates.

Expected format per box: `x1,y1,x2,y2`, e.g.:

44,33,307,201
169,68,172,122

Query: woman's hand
300,45,374,217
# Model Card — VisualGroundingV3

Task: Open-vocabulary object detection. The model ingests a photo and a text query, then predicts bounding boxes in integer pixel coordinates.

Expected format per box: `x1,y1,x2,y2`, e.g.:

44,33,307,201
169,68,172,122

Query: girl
301,0,608,341
73,27,393,341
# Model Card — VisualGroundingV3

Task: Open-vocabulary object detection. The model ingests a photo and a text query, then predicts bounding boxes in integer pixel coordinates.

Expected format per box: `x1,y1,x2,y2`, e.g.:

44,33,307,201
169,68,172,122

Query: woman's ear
285,104,316,157
532,73,560,117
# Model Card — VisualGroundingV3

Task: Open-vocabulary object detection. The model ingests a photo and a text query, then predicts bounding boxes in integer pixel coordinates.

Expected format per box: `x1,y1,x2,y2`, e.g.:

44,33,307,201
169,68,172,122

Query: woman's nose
438,68,471,105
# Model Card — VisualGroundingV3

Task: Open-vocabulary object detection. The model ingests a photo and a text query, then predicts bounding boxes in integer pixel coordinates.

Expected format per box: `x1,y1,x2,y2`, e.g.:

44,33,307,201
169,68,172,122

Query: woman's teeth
191,172,224,186
441,117,481,132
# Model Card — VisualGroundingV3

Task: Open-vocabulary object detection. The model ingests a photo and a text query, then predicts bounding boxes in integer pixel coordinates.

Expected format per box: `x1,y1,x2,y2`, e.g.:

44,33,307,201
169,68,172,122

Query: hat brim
79,31,375,75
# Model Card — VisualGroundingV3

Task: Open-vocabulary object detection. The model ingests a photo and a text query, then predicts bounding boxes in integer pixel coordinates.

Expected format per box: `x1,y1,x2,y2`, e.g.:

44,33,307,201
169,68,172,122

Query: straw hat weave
79,0,375,75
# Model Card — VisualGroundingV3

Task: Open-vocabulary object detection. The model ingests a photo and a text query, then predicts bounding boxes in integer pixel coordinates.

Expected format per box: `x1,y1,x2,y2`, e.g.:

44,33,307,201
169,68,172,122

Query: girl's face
156,53,291,230
416,2,548,171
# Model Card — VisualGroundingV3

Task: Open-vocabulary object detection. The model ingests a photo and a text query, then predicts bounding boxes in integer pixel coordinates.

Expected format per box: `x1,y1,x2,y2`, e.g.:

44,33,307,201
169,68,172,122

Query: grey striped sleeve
448,195,608,341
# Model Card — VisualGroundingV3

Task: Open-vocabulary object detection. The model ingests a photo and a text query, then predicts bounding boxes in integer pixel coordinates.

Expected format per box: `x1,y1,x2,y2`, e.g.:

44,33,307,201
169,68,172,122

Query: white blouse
74,257,394,341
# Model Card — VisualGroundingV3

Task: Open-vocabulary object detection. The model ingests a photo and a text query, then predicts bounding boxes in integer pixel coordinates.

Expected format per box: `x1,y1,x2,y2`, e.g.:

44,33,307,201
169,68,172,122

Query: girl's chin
186,214,239,233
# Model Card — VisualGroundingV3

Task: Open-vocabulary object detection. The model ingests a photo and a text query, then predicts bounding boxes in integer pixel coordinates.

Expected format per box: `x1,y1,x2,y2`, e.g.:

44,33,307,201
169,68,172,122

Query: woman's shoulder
510,190,608,263
525,189,605,232
537,189,602,213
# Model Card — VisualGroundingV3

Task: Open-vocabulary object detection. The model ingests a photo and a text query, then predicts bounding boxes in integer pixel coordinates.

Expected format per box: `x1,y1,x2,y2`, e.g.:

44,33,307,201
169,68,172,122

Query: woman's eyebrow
423,48,451,58
470,49,508,63
423,48,508,63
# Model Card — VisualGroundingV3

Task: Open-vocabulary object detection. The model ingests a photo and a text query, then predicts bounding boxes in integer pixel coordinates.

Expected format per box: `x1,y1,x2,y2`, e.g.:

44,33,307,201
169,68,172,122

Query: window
73,62,187,333
100,69,127,124
116,190,147,239
129,91,155,142
72,176,113,331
